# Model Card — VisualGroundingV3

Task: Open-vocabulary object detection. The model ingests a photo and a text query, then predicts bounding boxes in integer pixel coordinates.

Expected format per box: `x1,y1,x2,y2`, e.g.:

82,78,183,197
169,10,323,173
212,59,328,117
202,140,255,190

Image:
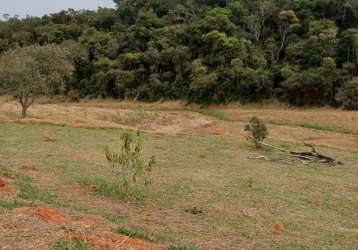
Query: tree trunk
19,93,35,119
21,105,28,119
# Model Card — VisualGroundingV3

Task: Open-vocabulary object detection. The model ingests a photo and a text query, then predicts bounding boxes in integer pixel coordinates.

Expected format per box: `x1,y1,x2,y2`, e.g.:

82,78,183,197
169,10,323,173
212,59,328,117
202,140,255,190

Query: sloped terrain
0,101,358,249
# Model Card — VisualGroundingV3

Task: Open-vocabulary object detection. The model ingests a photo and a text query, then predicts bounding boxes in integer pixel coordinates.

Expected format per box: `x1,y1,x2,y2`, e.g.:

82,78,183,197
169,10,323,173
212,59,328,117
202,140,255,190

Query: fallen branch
247,136,343,166
248,155,297,165
248,156,270,161
249,139,287,152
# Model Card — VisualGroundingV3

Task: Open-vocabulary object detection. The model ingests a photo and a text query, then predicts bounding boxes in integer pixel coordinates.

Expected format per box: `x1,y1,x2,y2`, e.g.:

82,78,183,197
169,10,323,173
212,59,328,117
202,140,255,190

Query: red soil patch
15,207,69,224
212,127,224,136
311,196,321,206
87,183,97,190
22,163,36,171
0,178,11,193
62,232,161,250
0,178,6,187
35,207,68,224
42,132,54,142
272,222,284,235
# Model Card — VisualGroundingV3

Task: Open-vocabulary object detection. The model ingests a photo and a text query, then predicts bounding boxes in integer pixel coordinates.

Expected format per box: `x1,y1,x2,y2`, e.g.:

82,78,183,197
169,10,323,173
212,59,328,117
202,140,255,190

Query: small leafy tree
0,44,74,118
105,132,156,194
245,116,268,148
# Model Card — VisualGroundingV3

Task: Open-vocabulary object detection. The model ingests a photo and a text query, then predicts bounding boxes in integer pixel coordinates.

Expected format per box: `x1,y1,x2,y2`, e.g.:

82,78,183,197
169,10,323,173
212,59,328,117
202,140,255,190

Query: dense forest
1,0,358,108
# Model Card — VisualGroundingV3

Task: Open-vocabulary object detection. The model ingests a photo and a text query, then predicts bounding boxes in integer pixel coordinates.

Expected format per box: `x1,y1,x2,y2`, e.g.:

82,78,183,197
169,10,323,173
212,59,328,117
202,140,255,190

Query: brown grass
1,99,358,152
0,101,213,134
1,121,357,249
1,205,160,250
223,106,358,131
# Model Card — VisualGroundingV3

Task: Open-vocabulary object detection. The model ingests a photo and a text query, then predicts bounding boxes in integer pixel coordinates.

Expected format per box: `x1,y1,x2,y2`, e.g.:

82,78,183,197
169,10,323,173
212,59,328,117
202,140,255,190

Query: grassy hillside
1,118,358,249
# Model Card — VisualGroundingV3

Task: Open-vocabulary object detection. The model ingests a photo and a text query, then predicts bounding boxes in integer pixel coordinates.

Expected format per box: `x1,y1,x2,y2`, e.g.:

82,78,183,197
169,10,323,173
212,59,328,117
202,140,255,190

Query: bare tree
246,0,275,42
274,10,300,63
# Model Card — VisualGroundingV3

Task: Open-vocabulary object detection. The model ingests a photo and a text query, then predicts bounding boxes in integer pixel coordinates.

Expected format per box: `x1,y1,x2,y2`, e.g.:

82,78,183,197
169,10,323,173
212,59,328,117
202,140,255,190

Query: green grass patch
0,200,28,211
167,245,198,250
104,212,126,224
80,176,145,201
115,226,154,242
112,109,159,126
268,120,358,136
115,225,177,243
16,179,58,205
53,239,88,250
197,109,230,121
107,214,175,243
0,165,18,179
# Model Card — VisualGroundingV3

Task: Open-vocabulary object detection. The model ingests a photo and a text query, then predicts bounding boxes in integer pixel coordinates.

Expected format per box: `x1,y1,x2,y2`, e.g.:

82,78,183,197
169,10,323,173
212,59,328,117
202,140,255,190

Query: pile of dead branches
247,137,343,166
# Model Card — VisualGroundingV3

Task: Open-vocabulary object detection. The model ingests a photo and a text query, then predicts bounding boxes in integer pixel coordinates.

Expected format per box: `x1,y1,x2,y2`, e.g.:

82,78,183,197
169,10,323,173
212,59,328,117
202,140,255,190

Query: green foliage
282,66,335,105
199,109,229,121
0,200,27,211
167,245,198,250
105,132,157,194
53,239,88,250
245,116,268,148
16,179,58,205
0,1,358,106
337,77,358,110
0,44,74,118
104,212,126,224
115,226,153,242
80,176,126,199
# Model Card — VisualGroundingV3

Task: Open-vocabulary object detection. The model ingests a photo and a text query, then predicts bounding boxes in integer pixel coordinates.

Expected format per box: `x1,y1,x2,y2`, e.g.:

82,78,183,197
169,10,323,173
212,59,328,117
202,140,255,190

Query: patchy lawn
0,119,357,249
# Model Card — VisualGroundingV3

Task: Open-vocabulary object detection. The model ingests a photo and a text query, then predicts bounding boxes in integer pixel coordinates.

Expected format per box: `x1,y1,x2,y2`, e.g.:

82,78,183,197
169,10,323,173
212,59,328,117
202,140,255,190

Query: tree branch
247,137,343,166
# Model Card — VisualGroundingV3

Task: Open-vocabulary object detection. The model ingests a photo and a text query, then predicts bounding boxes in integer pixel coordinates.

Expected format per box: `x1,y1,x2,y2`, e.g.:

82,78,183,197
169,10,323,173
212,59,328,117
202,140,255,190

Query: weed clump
245,116,268,148
105,132,156,194
53,238,88,250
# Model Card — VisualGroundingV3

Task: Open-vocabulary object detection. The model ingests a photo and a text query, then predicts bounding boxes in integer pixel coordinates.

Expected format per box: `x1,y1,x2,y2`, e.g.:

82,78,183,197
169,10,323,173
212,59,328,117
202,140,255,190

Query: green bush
337,78,358,110
245,116,268,148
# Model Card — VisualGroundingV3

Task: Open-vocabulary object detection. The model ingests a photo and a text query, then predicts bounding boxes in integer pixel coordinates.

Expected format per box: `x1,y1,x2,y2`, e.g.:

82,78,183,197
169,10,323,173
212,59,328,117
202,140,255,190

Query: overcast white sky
1,0,116,18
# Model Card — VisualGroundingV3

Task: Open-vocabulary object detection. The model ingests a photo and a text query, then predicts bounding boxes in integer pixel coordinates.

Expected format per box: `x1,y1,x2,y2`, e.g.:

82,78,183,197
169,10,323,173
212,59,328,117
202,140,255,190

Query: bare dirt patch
1,206,161,250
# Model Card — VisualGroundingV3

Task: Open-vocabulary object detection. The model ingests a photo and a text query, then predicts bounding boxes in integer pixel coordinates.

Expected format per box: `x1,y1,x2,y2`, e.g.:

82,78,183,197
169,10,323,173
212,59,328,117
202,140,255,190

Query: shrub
53,239,88,250
337,78,358,110
105,132,156,194
245,116,268,148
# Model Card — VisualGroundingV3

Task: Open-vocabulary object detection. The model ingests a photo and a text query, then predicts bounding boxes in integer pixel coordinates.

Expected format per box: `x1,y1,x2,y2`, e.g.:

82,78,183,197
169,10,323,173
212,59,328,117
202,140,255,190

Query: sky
1,0,116,18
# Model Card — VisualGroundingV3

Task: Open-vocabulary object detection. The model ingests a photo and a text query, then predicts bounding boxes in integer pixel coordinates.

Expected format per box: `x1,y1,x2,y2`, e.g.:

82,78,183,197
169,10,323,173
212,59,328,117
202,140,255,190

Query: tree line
1,0,358,109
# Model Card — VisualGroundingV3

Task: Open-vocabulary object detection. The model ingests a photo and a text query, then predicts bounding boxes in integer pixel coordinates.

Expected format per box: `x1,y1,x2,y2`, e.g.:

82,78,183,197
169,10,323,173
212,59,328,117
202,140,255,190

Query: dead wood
247,136,343,166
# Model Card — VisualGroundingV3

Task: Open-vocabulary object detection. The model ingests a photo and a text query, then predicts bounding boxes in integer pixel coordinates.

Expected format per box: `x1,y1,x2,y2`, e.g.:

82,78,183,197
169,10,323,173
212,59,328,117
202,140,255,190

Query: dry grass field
0,98,358,249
